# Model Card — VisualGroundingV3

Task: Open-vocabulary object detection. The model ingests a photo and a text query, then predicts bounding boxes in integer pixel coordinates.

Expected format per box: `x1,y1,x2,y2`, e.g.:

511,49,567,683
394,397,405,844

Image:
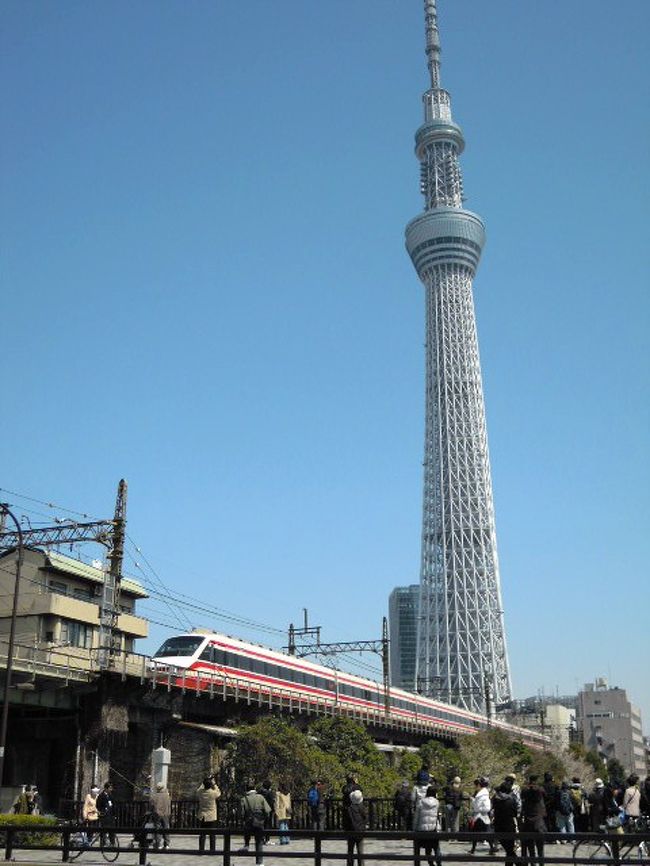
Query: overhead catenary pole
0,504,25,785
98,480,128,667
289,619,391,718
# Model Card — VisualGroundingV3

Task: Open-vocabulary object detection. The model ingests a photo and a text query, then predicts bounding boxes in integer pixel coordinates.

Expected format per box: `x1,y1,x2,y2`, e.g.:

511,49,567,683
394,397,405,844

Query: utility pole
0,504,24,785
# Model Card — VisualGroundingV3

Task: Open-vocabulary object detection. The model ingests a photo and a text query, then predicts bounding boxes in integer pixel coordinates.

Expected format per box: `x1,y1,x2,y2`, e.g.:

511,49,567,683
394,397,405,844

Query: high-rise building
388,585,419,690
405,1,511,712
578,679,646,777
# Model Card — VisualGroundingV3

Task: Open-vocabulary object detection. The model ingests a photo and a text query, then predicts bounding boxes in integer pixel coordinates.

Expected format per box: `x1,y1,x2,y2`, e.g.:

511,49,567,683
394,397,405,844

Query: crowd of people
67,768,649,866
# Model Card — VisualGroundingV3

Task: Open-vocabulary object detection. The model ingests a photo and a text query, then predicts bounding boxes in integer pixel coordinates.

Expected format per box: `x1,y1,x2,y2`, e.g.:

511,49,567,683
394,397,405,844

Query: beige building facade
0,546,148,668
578,679,645,777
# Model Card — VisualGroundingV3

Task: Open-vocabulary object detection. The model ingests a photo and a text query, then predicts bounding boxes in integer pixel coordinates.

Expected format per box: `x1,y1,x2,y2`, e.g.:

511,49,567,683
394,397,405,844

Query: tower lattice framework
405,0,512,712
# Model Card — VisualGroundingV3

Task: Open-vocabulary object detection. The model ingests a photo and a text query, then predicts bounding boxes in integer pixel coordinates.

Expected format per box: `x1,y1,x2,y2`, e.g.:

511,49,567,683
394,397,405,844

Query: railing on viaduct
0,640,460,740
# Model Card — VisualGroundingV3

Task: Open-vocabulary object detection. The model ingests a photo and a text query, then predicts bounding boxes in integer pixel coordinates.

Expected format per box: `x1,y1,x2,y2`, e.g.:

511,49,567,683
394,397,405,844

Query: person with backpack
308,780,326,831
555,781,575,838
569,778,588,832
241,782,271,866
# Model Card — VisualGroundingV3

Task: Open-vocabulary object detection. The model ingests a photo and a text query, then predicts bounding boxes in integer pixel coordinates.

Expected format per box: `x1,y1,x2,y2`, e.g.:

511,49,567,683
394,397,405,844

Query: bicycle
572,821,649,864
66,824,121,862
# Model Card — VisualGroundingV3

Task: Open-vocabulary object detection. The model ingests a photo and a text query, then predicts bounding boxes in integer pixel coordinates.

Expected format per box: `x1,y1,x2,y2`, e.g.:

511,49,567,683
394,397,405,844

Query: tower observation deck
405,0,512,712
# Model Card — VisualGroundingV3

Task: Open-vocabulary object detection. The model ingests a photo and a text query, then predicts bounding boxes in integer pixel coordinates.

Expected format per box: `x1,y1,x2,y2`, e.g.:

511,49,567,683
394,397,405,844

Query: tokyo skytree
405,0,512,712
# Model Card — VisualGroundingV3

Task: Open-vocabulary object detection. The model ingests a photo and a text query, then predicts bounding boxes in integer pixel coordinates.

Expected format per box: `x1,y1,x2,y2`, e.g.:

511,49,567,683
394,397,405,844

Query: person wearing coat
345,789,367,866
413,785,442,866
622,776,641,826
588,779,606,831
241,784,271,866
274,783,292,845
443,777,466,834
521,775,547,866
82,786,100,844
492,783,518,866
149,782,171,849
469,778,496,856
196,776,221,853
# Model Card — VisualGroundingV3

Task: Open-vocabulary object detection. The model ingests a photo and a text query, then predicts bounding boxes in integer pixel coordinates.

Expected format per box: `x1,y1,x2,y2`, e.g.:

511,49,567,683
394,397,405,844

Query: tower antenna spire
424,0,441,90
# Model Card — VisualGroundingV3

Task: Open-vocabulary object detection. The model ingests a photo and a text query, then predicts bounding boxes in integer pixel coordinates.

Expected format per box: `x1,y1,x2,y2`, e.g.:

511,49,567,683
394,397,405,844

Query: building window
61,619,93,649
72,587,93,601
49,580,68,595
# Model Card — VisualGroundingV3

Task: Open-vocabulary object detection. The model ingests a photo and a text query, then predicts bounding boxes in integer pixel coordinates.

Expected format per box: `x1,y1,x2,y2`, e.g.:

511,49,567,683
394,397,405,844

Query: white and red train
152,630,547,748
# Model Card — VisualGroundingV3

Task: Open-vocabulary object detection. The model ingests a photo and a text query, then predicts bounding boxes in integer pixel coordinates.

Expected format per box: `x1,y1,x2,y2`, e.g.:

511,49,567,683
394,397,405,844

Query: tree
223,716,320,795
309,716,400,796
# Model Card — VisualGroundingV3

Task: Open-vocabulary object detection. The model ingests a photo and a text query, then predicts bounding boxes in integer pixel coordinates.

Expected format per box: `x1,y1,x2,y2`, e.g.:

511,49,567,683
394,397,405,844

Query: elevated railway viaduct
0,643,456,813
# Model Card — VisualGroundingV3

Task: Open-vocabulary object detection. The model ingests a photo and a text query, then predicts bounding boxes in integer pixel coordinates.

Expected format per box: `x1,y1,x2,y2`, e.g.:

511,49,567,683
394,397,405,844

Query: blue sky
2,1,649,727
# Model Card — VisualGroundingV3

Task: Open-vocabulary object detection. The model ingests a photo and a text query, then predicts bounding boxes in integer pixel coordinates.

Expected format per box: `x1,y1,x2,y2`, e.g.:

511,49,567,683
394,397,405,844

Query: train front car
150,633,211,687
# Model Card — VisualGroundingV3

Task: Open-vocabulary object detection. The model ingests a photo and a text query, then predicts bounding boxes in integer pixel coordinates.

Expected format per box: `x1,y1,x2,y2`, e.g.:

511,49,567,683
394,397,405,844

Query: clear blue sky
2,1,649,727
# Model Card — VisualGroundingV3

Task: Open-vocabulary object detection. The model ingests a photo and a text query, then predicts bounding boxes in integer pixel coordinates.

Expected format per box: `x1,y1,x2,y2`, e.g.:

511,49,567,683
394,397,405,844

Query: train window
153,636,205,657
267,664,279,679
237,655,251,671
200,645,214,662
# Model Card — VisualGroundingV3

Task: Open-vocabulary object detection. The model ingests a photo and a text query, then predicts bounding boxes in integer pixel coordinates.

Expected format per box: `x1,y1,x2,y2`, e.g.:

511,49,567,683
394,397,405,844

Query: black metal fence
59,798,472,831
2,825,650,866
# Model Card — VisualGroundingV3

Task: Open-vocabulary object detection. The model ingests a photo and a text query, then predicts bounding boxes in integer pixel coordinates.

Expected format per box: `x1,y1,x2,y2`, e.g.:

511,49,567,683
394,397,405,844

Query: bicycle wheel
100,834,120,862
573,838,614,864
66,831,87,861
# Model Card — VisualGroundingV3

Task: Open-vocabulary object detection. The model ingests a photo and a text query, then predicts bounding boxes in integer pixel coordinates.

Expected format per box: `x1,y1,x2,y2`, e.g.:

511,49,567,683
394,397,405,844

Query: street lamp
0,503,24,785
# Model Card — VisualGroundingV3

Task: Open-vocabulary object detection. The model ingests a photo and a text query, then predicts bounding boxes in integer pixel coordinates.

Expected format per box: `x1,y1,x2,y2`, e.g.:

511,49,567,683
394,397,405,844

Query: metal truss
406,1,512,712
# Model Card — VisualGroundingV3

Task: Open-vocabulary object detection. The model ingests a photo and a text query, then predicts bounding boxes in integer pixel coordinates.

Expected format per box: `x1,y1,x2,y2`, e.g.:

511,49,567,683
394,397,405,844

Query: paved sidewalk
9,837,492,866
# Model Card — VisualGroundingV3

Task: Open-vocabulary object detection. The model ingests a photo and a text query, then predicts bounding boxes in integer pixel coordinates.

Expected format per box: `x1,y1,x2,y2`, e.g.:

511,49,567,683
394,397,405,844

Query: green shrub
0,814,59,847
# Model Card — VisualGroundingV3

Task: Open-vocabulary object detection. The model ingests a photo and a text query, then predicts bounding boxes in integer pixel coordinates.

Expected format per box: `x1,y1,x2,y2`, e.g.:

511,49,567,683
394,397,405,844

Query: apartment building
0,546,148,665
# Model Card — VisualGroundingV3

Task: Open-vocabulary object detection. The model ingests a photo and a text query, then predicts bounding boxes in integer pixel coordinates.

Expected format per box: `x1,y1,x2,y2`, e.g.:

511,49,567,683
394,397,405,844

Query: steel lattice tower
405,0,512,712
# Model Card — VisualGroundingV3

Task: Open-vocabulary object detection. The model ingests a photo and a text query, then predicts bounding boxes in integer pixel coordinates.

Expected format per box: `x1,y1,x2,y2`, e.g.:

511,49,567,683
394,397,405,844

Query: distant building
0,546,148,666
388,585,419,690
506,701,576,752
578,679,645,777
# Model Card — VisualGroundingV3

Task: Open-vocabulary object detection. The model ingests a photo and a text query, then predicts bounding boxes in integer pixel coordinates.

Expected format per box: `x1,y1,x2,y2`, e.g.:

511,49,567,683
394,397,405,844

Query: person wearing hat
443,776,467,836
588,779,606,832
150,782,171,849
82,785,100,845
345,789,367,866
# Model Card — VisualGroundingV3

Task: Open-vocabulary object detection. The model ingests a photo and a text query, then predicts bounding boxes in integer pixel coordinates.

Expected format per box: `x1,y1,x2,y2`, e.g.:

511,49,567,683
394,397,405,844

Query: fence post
139,841,148,866
61,827,70,863
223,830,231,866
314,833,322,866
4,827,14,862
